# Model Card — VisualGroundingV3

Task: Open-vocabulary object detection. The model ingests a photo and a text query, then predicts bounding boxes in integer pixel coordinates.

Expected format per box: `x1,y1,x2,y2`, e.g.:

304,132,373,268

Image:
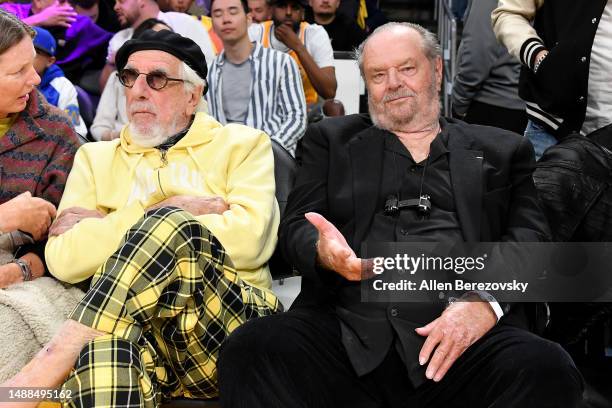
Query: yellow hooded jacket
45,112,279,291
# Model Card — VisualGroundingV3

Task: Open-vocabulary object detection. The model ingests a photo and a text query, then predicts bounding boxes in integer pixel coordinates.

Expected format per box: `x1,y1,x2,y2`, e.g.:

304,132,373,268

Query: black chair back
75,85,95,128
269,140,298,280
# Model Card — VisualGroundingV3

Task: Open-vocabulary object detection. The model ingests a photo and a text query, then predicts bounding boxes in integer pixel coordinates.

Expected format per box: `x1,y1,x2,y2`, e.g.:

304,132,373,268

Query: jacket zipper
160,149,169,167
157,149,168,197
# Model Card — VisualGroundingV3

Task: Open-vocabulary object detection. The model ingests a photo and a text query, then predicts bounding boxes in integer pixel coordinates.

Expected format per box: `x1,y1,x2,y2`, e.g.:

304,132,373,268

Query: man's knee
502,333,583,395
132,206,218,253
219,313,312,375
220,315,285,366
73,335,142,371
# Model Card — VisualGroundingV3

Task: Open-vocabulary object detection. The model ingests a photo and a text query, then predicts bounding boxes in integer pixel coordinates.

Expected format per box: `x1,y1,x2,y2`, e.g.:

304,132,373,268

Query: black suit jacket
279,115,551,381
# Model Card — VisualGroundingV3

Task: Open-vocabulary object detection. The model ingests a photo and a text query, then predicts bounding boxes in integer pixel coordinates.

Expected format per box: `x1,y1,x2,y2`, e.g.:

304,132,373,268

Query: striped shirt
206,42,306,156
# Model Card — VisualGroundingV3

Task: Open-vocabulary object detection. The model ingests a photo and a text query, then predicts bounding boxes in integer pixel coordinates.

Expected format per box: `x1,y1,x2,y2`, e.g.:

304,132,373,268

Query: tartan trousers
60,207,281,407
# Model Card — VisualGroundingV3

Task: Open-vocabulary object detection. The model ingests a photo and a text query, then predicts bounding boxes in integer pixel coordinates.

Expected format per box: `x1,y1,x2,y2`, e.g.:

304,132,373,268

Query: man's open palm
305,212,362,281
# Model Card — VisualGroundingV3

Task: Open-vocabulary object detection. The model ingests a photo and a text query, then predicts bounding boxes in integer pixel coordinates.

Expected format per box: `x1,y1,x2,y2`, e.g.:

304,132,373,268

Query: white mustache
382,90,416,103
129,102,157,115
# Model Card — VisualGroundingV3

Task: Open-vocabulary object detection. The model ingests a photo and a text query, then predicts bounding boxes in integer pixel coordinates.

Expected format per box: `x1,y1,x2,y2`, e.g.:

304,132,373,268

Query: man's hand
415,299,497,382
147,195,229,216
305,212,363,281
0,192,56,241
274,24,304,52
49,207,105,237
533,49,548,73
32,1,77,28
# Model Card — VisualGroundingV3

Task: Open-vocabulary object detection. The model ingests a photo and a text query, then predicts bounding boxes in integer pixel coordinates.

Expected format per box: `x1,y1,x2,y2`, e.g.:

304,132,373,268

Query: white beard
128,121,171,148
128,100,182,148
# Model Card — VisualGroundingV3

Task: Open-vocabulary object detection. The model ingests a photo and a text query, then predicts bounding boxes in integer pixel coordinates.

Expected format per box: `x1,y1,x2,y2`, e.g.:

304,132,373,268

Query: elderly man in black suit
217,22,584,408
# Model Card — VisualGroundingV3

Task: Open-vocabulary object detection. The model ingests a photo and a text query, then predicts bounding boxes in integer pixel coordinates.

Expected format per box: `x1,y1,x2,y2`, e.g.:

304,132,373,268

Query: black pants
218,306,584,408
464,100,528,135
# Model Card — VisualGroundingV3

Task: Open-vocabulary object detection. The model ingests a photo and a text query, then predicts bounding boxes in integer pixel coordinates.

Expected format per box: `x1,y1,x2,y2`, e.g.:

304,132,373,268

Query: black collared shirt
365,129,463,244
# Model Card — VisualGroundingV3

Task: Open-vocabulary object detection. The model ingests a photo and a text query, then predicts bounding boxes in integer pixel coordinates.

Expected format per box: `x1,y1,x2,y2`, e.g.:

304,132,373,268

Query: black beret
115,29,208,92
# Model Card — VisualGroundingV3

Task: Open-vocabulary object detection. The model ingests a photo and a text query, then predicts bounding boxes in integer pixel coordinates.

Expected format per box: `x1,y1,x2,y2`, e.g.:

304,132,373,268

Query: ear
186,83,204,115
246,11,253,25
434,56,443,90
46,56,56,69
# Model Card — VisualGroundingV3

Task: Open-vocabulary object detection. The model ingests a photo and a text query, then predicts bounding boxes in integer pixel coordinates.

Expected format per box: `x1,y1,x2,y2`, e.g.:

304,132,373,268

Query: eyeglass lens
119,69,169,90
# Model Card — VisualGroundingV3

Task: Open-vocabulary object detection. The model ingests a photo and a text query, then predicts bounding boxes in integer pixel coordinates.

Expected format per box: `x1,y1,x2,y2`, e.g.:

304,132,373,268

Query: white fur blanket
0,277,84,381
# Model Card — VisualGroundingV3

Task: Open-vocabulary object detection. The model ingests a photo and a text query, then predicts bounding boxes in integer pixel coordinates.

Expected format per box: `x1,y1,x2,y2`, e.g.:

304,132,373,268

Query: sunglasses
117,68,187,90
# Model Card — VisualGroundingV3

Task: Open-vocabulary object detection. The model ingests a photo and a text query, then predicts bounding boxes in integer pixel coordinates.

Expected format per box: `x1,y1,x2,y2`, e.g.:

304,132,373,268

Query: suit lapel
447,130,484,242
349,127,385,248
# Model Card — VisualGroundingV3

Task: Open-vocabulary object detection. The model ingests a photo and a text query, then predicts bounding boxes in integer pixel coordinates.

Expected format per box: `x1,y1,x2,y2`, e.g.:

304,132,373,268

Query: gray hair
181,61,208,113
0,9,35,57
354,22,442,77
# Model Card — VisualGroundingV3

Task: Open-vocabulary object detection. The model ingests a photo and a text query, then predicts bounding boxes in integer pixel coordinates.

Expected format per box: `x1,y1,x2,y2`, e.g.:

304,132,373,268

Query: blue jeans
524,120,558,160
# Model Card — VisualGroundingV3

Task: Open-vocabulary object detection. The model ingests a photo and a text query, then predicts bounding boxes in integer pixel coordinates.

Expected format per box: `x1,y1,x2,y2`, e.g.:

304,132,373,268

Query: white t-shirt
49,76,87,137
107,11,215,66
248,22,334,68
582,2,612,135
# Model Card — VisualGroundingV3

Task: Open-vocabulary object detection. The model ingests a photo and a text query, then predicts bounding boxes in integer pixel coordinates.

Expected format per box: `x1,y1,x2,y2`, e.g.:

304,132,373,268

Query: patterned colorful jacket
0,90,81,207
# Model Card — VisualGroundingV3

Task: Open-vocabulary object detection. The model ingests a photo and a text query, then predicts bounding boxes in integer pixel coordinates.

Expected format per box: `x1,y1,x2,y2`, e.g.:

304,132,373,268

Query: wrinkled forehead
363,28,427,71
125,49,182,75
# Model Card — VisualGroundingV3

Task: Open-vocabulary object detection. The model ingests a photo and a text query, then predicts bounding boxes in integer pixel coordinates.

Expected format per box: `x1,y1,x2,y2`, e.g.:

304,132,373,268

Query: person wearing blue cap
32,26,87,137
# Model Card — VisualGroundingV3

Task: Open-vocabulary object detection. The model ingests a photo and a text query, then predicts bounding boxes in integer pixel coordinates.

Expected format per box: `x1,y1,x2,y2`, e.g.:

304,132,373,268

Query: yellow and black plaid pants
61,207,281,407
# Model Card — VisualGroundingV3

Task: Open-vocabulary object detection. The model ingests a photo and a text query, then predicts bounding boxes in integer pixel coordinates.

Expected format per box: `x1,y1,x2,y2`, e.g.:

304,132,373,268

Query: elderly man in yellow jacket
1,29,281,407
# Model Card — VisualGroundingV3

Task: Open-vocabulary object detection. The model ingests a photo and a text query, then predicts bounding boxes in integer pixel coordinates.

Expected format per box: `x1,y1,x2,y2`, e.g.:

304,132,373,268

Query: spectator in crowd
248,0,271,22
217,22,584,408
69,0,99,22
169,0,211,14
451,0,526,134
166,0,211,15
207,0,306,155
493,0,612,159
336,0,386,33
249,0,337,110
0,0,112,84
162,0,225,56
91,18,172,141
32,26,87,137
169,0,195,12
0,11,80,288
307,0,366,51
91,0,123,32
99,0,215,90
89,67,125,140
2,29,281,406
